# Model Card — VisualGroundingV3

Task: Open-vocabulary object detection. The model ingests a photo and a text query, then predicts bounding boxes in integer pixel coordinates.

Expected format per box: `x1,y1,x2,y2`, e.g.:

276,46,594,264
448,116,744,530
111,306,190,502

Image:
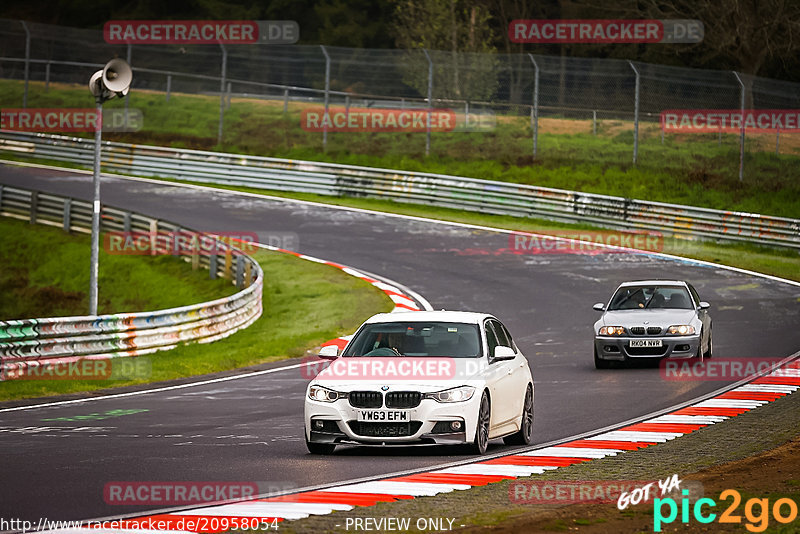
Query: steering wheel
363,347,402,357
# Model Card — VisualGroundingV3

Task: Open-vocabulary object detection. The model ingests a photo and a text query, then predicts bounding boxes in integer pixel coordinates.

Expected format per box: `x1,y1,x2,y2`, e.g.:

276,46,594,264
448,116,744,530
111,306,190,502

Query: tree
391,0,500,101
639,0,800,103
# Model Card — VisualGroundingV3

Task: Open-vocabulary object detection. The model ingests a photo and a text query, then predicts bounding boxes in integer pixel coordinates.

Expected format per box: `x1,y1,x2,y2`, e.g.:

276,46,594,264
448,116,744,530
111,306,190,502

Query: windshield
342,322,482,358
608,286,694,311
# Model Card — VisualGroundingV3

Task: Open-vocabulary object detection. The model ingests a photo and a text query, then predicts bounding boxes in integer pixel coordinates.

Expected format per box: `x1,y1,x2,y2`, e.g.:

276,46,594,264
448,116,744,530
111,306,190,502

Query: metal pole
732,71,745,182
217,44,227,145
226,82,232,109
166,75,171,102
89,101,103,316
21,21,30,109
592,110,596,136
423,49,433,157
776,126,780,156
320,45,331,152
528,54,540,160
628,60,640,165
283,88,289,113
124,44,131,128
45,62,50,92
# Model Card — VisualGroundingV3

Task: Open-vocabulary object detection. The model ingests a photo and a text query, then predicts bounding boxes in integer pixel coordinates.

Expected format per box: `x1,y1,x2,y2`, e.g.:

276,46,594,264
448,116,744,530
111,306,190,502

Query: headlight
599,326,625,336
667,325,696,335
424,386,476,403
308,385,344,402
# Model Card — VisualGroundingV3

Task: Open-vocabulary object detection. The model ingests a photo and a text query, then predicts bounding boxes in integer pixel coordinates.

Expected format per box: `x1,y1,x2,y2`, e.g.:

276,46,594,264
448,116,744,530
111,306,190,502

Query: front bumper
595,335,700,360
304,394,481,446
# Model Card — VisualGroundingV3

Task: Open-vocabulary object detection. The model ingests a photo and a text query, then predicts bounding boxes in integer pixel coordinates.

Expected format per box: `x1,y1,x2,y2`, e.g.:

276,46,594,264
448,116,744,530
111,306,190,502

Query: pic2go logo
653,489,799,532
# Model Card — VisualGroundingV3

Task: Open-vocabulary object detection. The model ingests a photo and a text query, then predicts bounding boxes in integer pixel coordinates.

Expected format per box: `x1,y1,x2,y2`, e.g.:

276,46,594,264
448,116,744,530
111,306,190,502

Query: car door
483,319,521,434
494,320,528,423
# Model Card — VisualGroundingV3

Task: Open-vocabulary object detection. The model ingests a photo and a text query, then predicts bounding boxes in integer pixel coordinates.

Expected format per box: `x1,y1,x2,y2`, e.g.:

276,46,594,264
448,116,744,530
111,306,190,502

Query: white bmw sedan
304,311,534,455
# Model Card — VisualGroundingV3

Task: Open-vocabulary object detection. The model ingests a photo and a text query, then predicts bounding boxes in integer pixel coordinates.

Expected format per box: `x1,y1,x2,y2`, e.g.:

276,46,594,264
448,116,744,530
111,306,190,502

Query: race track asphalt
1,163,798,523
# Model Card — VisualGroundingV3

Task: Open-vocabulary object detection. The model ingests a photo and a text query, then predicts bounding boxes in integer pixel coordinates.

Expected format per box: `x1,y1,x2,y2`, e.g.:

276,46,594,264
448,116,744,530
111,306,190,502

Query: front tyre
305,429,336,455
504,385,533,445
470,392,491,455
594,347,612,369
704,329,713,359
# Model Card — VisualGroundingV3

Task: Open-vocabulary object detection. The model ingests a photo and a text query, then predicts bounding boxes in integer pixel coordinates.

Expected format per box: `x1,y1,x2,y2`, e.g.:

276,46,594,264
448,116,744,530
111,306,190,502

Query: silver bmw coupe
593,280,712,369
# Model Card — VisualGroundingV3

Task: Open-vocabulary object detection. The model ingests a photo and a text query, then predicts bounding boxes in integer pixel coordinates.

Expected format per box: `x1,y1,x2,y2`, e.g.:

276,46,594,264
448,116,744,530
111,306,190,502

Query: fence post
21,21,31,109
45,62,50,92
628,60,640,165
592,110,597,136
423,49,433,157
30,190,38,224
283,88,289,113
217,44,227,145
62,198,71,232
528,54,539,160
209,253,218,280
166,75,171,102
320,45,331,152
235,255,244,288
732,71,746,182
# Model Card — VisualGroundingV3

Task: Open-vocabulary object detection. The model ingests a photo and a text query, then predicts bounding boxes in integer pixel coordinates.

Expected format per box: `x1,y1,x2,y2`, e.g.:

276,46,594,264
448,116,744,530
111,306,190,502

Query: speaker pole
89,97,102,316
87,58,132,316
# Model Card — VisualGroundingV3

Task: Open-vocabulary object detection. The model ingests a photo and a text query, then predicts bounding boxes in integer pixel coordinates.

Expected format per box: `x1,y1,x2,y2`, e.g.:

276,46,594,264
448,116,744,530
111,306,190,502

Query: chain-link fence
2,19,799,178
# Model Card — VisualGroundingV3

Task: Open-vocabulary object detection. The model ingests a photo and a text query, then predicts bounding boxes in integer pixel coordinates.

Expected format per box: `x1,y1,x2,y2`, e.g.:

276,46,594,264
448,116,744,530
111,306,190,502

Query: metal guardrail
0,183,263,377
1,130,799,250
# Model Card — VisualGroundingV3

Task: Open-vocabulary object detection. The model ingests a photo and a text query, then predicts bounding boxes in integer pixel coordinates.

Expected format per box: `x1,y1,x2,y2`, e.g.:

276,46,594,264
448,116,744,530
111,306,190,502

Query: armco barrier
0,184,263,378
1,131,799,249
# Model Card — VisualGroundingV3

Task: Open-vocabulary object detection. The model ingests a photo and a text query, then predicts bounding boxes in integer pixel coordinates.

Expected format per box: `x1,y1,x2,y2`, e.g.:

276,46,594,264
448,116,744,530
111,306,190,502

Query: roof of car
364,310,492,324
617,280,689,288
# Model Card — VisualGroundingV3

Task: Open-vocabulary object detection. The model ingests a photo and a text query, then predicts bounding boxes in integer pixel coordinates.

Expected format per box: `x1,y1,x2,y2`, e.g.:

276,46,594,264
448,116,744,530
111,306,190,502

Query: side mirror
493,346,516,361
698,302,711,310
318,345,340,360
593,303,606,312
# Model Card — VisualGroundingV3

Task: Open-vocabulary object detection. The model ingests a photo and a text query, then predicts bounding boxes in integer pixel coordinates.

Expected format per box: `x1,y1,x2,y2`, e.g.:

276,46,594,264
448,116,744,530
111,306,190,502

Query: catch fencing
0,182,263,378
1,19,800,172
1,130,797,251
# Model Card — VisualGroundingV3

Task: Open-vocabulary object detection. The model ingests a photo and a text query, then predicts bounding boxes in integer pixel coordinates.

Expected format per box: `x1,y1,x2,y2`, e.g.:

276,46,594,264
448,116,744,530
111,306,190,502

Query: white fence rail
1,130,799,250
0,183,263,378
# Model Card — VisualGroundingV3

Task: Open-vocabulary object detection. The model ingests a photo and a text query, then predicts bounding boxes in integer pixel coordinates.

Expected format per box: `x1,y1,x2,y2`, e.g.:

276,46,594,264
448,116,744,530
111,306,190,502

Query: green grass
0,217,237,319
0,243,394,401
2,79,799,218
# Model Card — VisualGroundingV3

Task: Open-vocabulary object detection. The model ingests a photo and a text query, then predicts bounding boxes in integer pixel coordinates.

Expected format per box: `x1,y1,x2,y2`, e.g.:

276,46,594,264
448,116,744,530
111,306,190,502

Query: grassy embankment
0,217,392,401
